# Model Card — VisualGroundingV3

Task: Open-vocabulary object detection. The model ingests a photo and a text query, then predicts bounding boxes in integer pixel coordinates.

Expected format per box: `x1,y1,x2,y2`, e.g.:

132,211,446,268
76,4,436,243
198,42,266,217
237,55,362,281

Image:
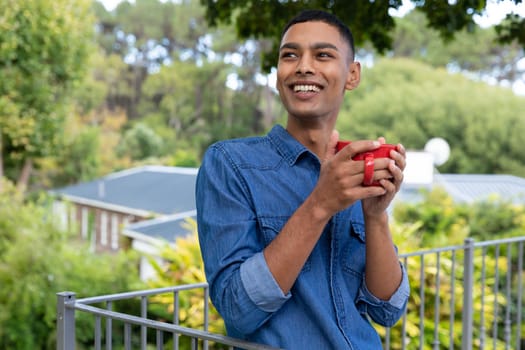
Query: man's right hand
311,131,389,218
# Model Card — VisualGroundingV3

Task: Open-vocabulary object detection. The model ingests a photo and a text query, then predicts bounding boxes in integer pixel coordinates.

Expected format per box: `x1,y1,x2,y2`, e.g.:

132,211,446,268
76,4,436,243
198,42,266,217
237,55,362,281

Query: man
196,9,410,349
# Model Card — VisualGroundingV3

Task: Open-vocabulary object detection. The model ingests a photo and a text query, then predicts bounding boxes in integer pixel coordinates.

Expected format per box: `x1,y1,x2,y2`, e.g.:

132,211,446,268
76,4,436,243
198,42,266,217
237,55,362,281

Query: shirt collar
267,125,314,166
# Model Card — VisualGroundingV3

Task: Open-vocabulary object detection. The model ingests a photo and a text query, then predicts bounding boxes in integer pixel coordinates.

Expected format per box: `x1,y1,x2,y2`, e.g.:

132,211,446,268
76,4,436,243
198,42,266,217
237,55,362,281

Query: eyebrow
279,42,339,52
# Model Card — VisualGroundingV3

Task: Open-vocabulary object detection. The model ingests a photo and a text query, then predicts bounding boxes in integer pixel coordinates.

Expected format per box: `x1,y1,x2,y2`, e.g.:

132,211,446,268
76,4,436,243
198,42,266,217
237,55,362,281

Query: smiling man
196,9,410,349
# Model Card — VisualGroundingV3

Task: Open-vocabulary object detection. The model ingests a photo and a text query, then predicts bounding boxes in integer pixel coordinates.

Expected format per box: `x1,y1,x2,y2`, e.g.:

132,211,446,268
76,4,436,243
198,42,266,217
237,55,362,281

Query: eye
280,51,298,59
317,51,333,59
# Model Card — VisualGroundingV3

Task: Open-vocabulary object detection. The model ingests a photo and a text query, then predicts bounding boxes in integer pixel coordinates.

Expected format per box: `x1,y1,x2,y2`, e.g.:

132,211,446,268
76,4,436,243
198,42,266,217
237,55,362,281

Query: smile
293,84,321,93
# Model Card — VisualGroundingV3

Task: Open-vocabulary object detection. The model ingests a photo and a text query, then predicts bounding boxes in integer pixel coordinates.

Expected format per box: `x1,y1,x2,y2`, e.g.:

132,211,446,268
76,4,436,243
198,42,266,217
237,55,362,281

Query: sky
101,0,525,21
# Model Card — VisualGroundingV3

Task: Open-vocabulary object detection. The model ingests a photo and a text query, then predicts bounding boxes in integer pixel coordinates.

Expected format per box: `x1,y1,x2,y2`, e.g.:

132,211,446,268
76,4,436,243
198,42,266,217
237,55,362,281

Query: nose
296,55,314,75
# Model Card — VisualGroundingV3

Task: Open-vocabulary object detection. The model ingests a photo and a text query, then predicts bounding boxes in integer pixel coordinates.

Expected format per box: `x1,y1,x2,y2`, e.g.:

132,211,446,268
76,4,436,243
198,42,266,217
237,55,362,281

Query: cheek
275,76,288,96
329,70,350,93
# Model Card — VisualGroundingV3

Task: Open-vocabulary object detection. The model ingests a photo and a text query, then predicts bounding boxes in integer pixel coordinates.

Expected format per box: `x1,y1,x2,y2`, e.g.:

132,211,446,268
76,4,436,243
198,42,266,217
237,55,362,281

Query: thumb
325,129,340,159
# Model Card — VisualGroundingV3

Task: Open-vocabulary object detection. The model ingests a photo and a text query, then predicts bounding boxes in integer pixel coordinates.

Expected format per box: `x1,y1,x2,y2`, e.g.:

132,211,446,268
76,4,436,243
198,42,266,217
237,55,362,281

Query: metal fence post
461,238,474,350
57,292,76,350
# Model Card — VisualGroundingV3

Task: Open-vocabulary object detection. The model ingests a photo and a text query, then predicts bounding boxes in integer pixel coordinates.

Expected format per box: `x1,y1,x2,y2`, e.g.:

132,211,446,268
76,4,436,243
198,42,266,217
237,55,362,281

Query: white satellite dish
424,137,450,166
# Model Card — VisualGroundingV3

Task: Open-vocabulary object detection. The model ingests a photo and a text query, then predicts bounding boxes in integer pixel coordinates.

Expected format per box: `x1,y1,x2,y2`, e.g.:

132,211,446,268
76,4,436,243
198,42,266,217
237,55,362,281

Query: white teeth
294,84,320,92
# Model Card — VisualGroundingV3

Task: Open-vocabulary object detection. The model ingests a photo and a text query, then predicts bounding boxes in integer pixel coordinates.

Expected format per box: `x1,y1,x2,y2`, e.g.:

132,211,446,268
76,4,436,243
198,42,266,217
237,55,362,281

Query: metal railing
384,236,524,350
57,237,525,350
57,283,279,350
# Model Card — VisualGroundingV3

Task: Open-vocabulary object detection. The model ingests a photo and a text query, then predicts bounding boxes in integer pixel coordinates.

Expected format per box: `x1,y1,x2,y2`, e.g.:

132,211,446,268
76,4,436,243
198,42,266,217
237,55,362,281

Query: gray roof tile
51,165,198,216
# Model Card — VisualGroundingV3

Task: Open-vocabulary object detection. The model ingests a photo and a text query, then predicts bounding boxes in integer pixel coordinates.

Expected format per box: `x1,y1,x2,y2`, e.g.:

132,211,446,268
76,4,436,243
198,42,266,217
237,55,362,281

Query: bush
384,188,525,349
145,218,226,349
0,180,143,349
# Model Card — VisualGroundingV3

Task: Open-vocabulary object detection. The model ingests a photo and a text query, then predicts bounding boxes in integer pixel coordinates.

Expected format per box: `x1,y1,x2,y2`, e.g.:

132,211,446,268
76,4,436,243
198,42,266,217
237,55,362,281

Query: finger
372,168,394,182
377,178,397,193
326,129,339,159
339,140,380,159
396,143,406,156
359,185,387,198
388,145,407,171
371,157,392,170
388,151,405,171
387,160,404,187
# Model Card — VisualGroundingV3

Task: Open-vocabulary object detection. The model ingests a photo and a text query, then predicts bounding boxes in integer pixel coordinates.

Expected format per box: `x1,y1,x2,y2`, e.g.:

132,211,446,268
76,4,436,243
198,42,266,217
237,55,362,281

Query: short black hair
280,9,355,61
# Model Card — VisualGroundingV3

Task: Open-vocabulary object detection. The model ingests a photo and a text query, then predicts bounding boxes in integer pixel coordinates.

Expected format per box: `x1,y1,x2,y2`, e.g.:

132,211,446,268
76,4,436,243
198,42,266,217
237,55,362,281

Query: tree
200,0,525,72
116,122,164,160
88,0,284,160
336,58,525,176
391,11,525,90
139,54,278,156
93,0,213,118
0,0,94,193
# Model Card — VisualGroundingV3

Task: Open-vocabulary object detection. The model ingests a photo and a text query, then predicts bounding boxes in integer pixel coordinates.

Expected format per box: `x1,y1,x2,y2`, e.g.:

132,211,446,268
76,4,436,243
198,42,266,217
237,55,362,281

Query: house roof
433,173,525,203
50,165,198,217
123,210,196,244
398,173,525,204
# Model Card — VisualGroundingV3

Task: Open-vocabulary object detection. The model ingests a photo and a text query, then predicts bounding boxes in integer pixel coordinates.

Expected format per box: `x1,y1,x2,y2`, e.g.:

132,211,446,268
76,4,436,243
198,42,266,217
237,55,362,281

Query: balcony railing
57,237,524,350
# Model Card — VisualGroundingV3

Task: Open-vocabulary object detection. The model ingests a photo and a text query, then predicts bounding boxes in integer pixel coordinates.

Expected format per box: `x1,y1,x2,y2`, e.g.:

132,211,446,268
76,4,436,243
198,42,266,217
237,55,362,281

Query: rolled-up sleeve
356,262,410,327
241,252,291,312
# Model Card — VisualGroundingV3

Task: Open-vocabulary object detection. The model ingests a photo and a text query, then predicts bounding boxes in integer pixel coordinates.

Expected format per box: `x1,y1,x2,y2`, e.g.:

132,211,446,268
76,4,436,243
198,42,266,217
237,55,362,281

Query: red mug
336,141,396,186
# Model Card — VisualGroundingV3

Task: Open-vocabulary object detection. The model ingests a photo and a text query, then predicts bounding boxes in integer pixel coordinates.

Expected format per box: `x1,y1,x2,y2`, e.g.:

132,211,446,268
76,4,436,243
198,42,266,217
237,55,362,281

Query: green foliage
0,180,143,349
168,149,200,167
393,188,470,248
116,122,164,160
391,10,524,85
139,57,272,157
385,189,525,349
0,0,95,185
105,0,210,63
201,0,402,71
393,188,525,245
382,241,510,349
50,117,102,186
146,219,226,349
72,52,110,115
338,58,525,177
467,196,525,241
200,0,525,72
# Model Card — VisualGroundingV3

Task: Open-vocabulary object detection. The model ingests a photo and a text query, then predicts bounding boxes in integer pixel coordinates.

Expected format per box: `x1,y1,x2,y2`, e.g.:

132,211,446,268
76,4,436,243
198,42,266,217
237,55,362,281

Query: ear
345,61,361,91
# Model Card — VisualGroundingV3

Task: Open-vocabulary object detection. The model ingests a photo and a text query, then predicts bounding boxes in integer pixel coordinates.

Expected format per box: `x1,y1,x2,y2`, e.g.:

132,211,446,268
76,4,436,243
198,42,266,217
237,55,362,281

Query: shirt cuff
240,252,291,313
360,262,410,309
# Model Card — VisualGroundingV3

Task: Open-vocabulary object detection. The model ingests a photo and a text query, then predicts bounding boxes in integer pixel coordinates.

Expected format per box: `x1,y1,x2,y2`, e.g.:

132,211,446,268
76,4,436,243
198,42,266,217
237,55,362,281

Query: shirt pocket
342,221,366,277
258,216,311,272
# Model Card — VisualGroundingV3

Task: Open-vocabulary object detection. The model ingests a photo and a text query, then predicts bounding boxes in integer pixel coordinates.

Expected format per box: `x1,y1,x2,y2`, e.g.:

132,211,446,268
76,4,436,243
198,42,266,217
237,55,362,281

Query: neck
286,120,336,158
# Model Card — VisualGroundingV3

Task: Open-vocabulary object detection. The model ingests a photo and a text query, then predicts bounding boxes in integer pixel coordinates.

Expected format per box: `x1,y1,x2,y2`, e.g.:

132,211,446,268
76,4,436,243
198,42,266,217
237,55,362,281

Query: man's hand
310,131,393,219
362,139,406,217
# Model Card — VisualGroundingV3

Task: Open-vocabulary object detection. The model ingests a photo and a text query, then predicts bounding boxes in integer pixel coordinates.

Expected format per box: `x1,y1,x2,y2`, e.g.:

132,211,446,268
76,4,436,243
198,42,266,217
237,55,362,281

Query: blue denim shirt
196,125,410,349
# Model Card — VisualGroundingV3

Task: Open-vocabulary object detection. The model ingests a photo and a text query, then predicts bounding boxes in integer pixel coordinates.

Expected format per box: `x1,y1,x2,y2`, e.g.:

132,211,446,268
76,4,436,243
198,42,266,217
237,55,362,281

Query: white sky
474,0,525,27
100,0,121,10
102,0,525,22
389,0,525,26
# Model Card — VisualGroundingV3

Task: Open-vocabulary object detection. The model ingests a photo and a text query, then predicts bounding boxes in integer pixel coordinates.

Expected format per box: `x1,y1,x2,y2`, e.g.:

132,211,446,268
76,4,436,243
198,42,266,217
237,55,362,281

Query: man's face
276,21,360,122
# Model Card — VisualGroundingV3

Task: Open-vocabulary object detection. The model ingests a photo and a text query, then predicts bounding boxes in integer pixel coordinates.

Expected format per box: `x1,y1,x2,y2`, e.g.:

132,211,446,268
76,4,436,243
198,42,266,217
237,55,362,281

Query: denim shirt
196,125,410,350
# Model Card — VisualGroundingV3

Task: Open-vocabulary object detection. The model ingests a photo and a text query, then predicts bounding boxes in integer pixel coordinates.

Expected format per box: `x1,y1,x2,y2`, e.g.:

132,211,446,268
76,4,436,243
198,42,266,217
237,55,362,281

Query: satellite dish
424,137,450,166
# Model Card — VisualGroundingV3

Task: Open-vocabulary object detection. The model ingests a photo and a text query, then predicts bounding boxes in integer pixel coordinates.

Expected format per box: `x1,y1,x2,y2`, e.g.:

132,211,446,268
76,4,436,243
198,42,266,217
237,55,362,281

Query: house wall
55,200,146,253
